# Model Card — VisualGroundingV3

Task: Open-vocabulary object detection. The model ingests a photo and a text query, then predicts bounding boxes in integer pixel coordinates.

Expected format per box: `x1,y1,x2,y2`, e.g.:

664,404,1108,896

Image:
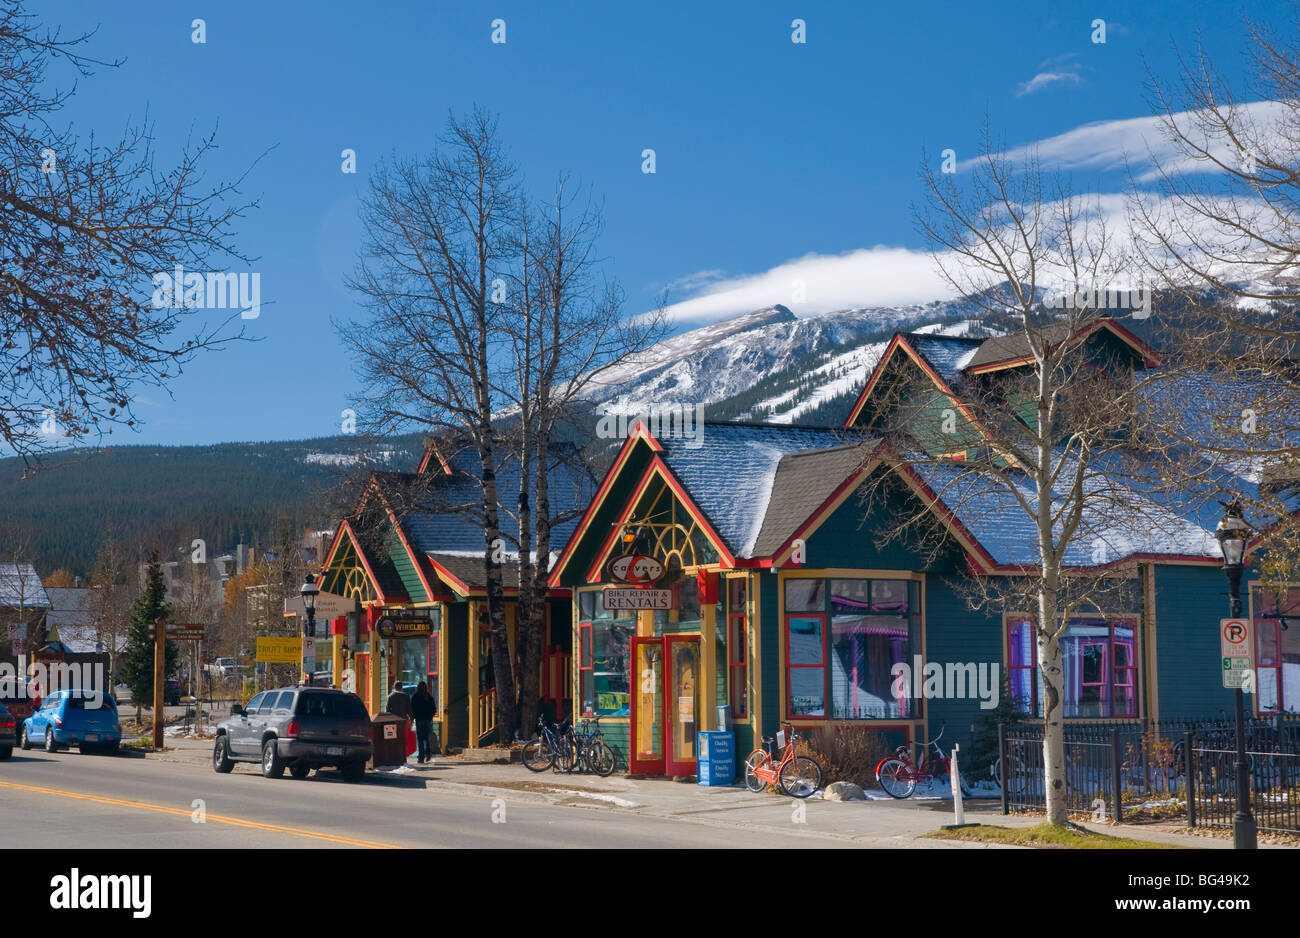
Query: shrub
799,725,896,787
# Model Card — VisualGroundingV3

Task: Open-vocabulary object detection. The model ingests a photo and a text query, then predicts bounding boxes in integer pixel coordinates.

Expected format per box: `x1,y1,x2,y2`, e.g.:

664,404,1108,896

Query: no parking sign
1220,618,1253,691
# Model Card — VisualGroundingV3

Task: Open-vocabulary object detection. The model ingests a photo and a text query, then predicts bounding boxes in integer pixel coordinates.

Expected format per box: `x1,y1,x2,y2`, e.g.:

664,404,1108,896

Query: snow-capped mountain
581,299,1002,426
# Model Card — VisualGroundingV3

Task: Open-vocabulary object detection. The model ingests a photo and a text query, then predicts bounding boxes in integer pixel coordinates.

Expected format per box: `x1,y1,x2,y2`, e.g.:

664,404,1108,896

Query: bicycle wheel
743,750,771,792
779,756,822,798
521,736,553,772
553,735,578,773
876,758,915,798
994,754,1027,798
587,740,616,777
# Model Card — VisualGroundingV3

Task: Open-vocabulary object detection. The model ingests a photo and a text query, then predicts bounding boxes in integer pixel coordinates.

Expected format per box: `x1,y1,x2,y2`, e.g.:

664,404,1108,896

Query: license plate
326,746,343,756
85,734,99,742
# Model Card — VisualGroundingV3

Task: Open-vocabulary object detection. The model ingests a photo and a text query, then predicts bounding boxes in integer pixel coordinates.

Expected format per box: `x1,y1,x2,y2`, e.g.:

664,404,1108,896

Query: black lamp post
300,573,319,686
1215,501,1256,849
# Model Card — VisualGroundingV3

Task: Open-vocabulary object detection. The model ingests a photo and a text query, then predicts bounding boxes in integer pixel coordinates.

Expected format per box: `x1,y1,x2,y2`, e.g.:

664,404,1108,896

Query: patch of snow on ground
549,789,642,808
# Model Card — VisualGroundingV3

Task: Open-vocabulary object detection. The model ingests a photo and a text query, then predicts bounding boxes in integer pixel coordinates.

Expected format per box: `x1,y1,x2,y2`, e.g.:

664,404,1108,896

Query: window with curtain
1006,616,1138,718
784,577,919,719
1252,585,1300,715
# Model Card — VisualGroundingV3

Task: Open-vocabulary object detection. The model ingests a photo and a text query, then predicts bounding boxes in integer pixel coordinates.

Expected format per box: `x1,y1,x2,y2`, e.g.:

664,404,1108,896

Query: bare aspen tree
343,110,520,738
1131,18,1300,582
858,128,1203,826
502,180,663,734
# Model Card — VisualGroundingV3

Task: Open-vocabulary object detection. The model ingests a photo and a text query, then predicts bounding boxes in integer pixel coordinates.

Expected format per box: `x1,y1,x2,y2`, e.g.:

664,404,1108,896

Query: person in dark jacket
386,679,411,719
410,681,437,763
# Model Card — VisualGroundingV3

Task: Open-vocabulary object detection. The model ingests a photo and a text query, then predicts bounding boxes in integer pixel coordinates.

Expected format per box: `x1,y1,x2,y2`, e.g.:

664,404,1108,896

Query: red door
628,635,701,776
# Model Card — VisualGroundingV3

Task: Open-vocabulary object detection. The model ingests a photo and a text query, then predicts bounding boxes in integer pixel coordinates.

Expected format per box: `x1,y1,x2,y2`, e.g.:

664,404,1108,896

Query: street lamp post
300,574,319,686
1215,501,1256,850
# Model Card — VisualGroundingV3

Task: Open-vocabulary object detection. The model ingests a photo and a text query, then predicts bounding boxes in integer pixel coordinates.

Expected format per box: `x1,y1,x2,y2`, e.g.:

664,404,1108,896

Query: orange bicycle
743,723,823,798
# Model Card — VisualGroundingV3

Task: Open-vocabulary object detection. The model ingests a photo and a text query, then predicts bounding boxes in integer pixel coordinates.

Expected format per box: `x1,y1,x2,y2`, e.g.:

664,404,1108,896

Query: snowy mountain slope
582,300,1004,427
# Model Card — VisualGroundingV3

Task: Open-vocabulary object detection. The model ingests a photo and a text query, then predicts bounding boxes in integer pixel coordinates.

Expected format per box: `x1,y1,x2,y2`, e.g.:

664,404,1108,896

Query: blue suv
21,689,123,755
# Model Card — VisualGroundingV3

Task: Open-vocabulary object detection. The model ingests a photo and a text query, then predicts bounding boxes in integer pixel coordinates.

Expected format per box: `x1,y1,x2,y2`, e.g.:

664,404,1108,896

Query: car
21,689,122,754
0,701,16,759
164,679,182,706
212,685,372,782
0,676,36,731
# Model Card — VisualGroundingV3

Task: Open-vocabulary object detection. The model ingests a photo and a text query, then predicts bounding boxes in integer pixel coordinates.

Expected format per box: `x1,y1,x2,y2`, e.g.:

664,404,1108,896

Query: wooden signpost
149,619,205,748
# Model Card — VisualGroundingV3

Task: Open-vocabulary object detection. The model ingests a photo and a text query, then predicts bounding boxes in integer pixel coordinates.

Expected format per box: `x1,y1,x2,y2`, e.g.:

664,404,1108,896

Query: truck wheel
261,739,285,778
213,735,235,773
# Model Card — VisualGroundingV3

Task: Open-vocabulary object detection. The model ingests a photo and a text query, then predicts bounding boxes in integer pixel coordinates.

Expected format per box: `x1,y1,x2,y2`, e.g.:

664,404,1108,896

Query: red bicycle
874,724,971,799
743,723,823,798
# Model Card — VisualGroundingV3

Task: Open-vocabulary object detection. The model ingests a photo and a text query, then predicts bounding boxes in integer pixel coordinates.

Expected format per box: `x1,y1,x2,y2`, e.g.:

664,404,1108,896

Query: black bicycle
563,715,616,777
522,716,576,773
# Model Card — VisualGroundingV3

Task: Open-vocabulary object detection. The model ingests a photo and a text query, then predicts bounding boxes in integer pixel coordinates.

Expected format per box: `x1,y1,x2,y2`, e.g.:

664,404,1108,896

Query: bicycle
563,715,617,777
522,716,576,773
876,724,971,799
743,723,823,798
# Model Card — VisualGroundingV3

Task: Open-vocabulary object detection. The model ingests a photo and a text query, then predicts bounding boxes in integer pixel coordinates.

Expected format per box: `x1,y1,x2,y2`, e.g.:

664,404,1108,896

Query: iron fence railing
998,715,1300,832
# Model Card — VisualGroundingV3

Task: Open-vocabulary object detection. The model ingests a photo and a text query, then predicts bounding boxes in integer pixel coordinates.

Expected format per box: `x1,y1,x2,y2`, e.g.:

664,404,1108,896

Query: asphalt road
0,747,856,849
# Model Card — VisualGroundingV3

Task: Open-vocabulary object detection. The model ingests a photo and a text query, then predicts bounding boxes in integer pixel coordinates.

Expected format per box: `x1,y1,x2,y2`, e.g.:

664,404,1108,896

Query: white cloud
659,246,959,326
961,100,1290,183
1016,71,1082,97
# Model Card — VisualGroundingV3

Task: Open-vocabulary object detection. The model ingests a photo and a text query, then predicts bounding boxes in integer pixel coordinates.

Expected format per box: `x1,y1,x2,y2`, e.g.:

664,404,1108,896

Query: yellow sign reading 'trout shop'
256,636,303,663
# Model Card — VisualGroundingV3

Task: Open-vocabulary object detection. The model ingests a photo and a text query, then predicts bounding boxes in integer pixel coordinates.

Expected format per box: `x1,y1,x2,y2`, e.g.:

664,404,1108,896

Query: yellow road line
0,780,399,849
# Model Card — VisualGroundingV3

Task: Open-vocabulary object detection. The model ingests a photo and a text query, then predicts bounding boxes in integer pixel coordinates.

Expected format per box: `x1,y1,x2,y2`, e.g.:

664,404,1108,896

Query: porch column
700,594,717,732
467,600,480,743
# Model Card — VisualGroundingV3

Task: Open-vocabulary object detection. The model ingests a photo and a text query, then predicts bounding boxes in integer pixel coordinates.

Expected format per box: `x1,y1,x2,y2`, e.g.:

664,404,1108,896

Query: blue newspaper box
697,730,735,785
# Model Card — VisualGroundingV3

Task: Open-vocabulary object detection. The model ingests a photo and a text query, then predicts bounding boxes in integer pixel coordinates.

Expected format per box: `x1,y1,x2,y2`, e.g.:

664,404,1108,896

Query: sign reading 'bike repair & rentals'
603,552,671,609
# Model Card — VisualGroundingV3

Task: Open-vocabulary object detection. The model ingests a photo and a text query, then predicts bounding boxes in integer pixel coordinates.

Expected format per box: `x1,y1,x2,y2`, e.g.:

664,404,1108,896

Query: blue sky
46,0,1296,445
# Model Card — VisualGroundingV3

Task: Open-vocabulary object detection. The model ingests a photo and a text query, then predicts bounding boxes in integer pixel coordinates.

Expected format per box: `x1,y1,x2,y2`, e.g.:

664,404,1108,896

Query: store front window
784,577,920,719
1252,585,1300,714
394,608,441,709
1007,616,1138,718
578,591,633,716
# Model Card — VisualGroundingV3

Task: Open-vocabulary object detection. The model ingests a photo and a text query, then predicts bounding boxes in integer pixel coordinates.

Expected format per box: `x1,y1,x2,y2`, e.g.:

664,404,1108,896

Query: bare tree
859,128,1203,825
342,109,520,737
1130,17,1300,582
87,530,137,683
502,180,664,733
0,5,258,473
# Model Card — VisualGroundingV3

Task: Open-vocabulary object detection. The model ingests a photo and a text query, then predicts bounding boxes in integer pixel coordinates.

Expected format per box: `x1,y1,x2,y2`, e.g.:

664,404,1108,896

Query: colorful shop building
317,441,595,749
549,318,1295,777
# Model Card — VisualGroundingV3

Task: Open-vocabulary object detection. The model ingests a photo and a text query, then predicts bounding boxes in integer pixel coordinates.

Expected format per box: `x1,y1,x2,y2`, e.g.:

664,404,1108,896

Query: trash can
697,730,735,786
370,713,408,767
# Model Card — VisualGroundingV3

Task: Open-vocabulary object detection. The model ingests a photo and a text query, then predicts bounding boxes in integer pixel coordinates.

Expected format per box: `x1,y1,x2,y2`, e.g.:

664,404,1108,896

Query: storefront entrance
630,635,700,776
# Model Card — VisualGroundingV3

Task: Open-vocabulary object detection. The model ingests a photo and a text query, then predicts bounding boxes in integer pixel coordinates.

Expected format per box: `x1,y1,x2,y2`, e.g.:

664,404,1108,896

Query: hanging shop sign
603,588,672,610
607,553,665,587
376,613,434,640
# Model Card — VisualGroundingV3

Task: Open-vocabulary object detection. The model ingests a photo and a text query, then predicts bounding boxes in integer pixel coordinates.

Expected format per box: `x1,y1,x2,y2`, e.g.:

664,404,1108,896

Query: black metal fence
998,715,1300,833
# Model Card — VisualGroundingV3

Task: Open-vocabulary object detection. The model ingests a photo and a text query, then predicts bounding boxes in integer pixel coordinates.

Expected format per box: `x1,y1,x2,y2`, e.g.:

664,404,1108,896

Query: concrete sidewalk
144,736,1247,848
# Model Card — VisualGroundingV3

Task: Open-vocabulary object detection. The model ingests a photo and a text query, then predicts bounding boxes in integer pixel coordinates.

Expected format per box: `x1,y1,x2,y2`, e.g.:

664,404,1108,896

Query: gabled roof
750,442,878,558
963,318,1160,374
357,442,598,593
656,424,850,558
0,564,49,608
906,334,984,388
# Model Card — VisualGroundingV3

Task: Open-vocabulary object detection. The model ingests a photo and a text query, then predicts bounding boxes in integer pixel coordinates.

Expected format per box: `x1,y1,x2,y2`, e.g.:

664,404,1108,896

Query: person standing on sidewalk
386,679,411,719
410,681,436,763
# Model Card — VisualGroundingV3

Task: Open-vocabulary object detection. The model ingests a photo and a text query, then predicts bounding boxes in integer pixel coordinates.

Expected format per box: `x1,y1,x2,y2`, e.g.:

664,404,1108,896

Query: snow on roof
914,456,1221,568
0,563,49,608
905,334,984,387
657,424,851,557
